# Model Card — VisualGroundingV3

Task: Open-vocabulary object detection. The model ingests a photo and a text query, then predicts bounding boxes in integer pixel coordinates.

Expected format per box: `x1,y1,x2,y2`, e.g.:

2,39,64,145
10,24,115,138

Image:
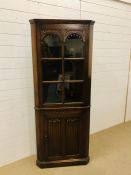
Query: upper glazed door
39,24,88,106
41,32,62,58
64,31,84,58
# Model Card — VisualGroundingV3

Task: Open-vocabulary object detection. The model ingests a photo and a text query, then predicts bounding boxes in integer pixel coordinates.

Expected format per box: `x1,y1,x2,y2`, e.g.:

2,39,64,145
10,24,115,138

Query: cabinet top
29,19,95,25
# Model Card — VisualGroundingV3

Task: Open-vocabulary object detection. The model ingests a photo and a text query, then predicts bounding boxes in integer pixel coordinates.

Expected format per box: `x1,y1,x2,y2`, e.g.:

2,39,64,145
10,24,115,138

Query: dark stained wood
65,117,80,155
61,33,64,104
36,157,89,168
30,19,94,168
35,106,90,111
30,23,40,107
64,80,84,83
47,118,62,157
40,58,62,60
29,19,95,24
42,81,62,83
86,23,94,105
64,57,85,60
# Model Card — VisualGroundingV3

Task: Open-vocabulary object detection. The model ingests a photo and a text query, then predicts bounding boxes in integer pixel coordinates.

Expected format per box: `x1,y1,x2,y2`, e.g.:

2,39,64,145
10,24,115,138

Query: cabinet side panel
30,23,40,106
86,25,93,153
85,24,94,105
88,24,94,80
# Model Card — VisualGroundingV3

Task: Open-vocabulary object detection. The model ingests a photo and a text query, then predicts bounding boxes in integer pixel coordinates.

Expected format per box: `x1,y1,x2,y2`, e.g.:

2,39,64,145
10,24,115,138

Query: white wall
125,65,131,121
0,0,131,167
80,0,131,133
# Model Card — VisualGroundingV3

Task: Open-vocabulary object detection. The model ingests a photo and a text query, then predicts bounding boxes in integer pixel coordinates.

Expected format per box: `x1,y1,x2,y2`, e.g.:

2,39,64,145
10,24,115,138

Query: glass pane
64,83,83,102
41,34,61,58
43,84,62,103
42,61,62,81
64,60,84,80
64,33,84,58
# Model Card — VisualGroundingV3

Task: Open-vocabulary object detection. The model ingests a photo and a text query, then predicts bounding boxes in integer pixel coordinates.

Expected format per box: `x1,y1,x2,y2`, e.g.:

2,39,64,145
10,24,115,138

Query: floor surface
0,121,131,175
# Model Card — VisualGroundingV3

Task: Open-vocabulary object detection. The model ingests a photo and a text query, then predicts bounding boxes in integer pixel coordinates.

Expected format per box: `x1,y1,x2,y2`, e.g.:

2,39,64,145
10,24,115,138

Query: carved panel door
43,109,87,160
64,115,81,157
47,117,63,158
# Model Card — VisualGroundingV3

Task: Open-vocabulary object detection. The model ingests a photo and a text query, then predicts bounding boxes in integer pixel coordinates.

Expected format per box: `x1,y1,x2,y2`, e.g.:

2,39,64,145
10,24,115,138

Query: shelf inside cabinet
42,80,62,84
40,58,62,61
64,58,85,60
64,80,84,83
42,102,84,107
42,80,84,83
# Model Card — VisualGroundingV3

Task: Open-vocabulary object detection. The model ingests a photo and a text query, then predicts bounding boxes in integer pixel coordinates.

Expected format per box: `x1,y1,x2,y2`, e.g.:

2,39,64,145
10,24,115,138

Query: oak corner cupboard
29,19,95,168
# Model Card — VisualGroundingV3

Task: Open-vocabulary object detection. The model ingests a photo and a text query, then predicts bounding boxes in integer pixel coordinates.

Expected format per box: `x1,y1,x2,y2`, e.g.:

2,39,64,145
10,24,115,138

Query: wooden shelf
40,58,85,61
64,58,85,60
42,80,62,84
36,105,90,110
40,58,62,60
64,102,84,105
42,80,84,83
64,80,84,83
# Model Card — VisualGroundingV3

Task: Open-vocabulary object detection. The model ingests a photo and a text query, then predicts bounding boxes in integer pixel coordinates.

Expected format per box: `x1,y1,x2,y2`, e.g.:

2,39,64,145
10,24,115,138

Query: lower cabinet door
64,116,81,156
42,108,89,160
47,117,63,157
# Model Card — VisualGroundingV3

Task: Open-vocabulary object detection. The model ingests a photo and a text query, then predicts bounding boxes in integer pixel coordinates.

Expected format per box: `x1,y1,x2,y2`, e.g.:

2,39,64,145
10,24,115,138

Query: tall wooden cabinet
29,19,94,168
